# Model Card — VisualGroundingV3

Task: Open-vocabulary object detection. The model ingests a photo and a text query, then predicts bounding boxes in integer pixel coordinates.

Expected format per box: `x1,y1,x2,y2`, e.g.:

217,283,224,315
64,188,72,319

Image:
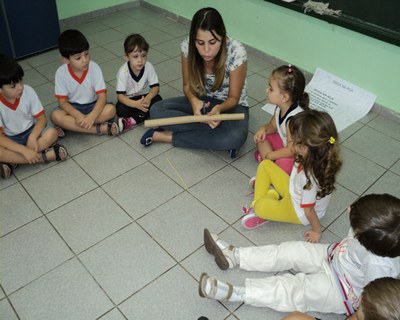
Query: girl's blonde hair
288,110,342,198
272,65,309,110
187,7,227,96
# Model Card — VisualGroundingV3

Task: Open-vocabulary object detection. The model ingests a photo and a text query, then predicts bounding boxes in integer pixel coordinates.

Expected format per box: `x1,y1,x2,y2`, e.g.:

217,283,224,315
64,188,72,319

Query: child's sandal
198,273,233,302
107,121,119,136
52,143,68,161
55,126,66,138
96,124,102,135
0,163,14,179
42,143,68,163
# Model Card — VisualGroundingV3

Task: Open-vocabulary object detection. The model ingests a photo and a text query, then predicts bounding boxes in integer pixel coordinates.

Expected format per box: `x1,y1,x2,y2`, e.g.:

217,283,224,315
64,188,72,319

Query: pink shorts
265,132,294,175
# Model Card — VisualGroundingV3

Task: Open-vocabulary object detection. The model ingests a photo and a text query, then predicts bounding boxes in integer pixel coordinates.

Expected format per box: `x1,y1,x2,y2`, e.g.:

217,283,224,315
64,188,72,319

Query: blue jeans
150,96,249,150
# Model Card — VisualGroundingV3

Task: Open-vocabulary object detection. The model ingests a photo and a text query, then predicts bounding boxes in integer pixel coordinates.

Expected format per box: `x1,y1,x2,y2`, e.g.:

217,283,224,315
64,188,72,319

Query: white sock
215,238,240,267
204,277,245,302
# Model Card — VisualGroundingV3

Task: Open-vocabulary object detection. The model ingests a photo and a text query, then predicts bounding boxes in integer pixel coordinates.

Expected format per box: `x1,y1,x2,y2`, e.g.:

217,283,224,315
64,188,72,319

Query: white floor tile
9,259,113,320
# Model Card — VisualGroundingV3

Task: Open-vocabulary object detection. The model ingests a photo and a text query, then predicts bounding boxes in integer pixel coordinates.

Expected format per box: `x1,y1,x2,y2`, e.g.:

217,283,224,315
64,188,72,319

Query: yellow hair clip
328,137,336,144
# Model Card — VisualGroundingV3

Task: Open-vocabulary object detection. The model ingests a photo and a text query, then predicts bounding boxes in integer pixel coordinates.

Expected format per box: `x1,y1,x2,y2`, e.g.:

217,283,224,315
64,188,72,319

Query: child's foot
198,273,234,301
118,117,136,133
241,206,254,215
96,121,119,136
198,273,245,302
249,176,256,188
254,150,262,163
203,228,238,270
241,212,269,229
0,163,17,179
55,126,66,138
42,144,68,163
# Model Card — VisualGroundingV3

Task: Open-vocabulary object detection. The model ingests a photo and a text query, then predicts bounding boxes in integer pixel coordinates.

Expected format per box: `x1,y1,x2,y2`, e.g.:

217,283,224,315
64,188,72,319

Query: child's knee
50,109,64,124
103,103,116,119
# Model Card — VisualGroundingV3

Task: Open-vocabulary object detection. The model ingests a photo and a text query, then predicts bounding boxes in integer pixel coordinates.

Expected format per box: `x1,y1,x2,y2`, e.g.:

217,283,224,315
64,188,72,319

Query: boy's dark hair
350,193,400,258
123,34,149,54
58,29,89,58
0,54,24,87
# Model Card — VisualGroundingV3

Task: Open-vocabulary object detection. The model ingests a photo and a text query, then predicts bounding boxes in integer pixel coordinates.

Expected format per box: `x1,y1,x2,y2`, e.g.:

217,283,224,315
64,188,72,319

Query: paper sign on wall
262,68,376,132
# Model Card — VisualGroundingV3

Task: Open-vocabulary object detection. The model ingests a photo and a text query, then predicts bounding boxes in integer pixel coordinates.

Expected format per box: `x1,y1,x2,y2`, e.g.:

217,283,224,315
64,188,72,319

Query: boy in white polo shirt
51,29,118,137
0,55,68,178
116,33,162,132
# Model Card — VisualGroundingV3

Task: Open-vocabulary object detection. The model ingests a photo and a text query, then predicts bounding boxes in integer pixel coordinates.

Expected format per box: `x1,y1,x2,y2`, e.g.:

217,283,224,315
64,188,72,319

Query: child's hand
141,96,151,108
137,96,149,113
23,148,41,164
254,127,267,143
26,135,39,152
76,114,87,128
83,114,96,129
304,230,322,243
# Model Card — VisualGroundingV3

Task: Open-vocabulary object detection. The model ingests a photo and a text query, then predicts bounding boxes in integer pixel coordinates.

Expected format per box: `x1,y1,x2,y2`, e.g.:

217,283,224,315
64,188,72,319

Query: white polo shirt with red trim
55,60,107,104
0,85,44,136
289,162,331,225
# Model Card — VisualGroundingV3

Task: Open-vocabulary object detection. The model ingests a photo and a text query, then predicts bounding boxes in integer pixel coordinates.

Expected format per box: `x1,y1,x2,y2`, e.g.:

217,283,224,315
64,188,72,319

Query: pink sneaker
254,151,262,163
118,117,136,132
241,206,254,215
249,176,256,189
241,213,268,229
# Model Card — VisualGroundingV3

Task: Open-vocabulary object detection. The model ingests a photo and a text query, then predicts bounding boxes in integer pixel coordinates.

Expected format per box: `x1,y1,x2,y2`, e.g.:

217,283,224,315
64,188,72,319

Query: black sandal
42,143,68,163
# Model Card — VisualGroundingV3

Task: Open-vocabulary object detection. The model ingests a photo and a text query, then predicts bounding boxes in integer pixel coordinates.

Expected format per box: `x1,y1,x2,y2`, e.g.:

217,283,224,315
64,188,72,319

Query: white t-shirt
181,36,248,107
116,61,159,98
274,104,303,146
0,85,44,136
55,61,107,104
289,162,331,225
331,228,400,309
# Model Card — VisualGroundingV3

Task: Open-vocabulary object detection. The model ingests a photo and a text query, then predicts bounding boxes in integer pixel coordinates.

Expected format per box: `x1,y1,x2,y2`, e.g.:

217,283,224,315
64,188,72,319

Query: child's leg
252,160,300,223
239,241,328,273
256,133,282,159
94,103,116,124
28,127,58,152
51,108,118,135
245,270,345,313
275,157,295,175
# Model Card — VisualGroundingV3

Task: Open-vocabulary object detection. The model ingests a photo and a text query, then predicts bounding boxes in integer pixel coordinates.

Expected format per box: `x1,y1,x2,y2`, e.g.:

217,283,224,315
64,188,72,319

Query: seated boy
51,29,119,136
0,55,67,178
116,33,162,132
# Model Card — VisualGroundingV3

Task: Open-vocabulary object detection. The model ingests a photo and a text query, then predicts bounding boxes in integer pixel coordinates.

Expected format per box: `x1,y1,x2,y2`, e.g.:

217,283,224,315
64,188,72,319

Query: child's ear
280,92,290,103
124,54,129,62
61,57,70,64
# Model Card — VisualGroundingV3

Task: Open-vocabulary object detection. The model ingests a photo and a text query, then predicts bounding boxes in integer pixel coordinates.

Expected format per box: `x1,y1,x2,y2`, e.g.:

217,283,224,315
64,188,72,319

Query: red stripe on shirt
34,109,45,118
0,96,20,110
300,202,316,208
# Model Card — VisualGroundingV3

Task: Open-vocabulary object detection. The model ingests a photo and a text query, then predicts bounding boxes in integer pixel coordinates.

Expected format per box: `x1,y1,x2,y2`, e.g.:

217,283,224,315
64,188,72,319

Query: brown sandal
0,163,14,179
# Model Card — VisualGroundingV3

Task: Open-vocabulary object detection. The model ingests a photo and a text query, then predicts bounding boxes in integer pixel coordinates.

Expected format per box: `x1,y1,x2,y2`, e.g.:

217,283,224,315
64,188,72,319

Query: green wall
56,0,400,113
55,0,132,20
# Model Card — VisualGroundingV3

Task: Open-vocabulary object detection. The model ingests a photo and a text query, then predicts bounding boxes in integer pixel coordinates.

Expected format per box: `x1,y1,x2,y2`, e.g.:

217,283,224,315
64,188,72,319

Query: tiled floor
1,5,400,320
